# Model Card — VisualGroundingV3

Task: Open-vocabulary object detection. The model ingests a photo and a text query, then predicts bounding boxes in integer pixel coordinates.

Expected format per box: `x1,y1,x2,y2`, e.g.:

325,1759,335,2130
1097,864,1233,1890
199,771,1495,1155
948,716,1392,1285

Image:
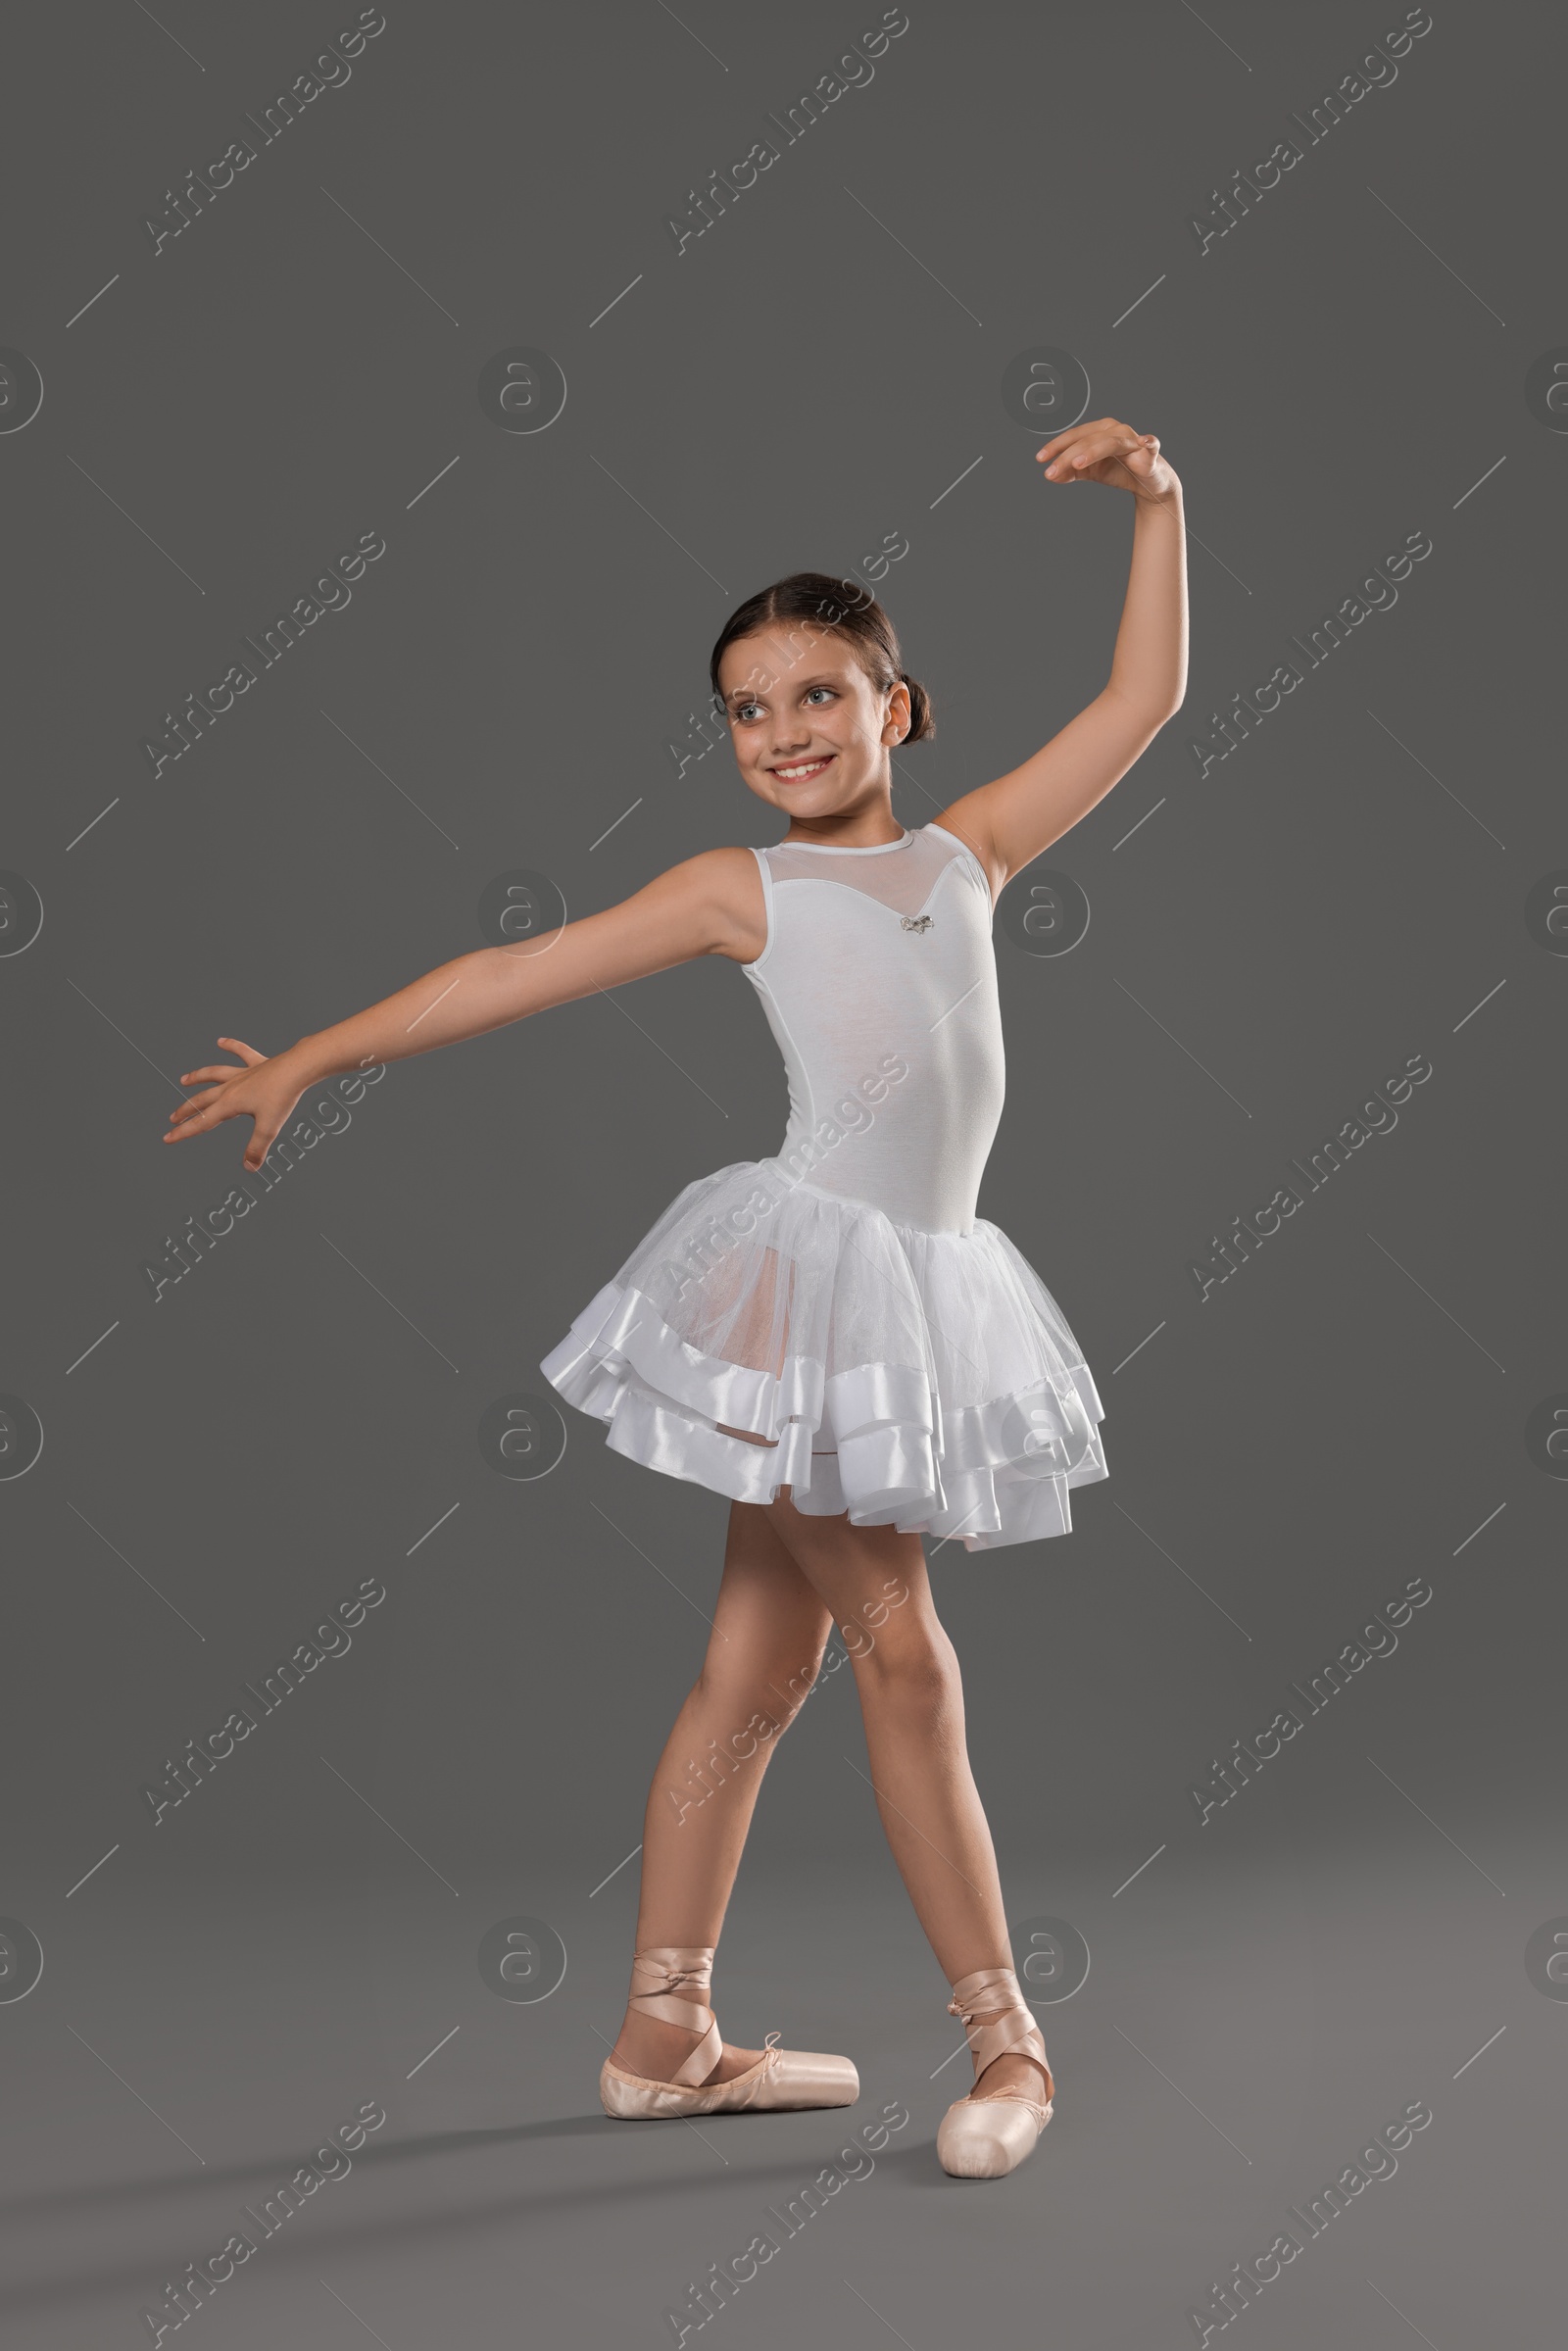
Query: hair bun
898,668,935,745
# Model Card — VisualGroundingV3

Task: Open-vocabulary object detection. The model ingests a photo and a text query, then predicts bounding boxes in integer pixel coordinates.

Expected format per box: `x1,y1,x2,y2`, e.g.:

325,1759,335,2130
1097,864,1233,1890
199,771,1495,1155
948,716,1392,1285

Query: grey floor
5,1830,1554,2346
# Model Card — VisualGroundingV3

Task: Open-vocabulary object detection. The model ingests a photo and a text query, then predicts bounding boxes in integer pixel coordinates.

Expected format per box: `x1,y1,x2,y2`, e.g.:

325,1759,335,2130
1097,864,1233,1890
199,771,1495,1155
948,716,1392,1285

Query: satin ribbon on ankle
626,1945,722,2089
629,1944,714,1992
947,1966,1053,2101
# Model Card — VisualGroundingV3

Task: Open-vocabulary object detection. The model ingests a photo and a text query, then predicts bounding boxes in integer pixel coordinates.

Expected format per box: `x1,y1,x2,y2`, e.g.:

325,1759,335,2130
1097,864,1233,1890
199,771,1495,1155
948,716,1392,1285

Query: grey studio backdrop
2,2,1562,2346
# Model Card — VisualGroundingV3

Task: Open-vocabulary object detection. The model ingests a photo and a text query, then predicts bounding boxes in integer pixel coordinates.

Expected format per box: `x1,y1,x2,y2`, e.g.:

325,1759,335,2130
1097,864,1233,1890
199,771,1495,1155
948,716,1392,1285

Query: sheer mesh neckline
758,823,974,916
766,827,914,856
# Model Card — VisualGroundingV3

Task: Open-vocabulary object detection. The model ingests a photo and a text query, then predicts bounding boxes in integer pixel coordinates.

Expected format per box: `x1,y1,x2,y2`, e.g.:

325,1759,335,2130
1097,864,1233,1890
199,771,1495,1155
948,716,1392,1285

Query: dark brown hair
709,571,935,744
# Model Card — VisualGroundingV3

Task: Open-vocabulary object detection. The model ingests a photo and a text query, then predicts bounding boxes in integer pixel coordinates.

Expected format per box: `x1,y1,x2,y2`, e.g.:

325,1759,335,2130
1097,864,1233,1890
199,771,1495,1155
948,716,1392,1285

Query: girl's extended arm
164,846,763,1169
934,417,1187,897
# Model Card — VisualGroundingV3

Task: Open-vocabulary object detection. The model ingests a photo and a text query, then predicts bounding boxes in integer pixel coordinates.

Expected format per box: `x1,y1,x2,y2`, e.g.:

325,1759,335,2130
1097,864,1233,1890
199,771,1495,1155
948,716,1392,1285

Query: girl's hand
1036,418,1179,505
163,1037,310,1172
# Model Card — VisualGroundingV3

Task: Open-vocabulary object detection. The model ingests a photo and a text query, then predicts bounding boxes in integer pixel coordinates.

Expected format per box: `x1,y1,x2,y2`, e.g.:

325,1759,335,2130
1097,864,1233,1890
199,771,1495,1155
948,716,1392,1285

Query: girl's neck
780,799,906,850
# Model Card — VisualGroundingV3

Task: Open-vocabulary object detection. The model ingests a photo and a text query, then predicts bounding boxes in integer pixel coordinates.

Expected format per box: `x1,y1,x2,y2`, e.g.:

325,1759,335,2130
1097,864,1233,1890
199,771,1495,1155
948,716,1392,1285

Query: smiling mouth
770,755,836,782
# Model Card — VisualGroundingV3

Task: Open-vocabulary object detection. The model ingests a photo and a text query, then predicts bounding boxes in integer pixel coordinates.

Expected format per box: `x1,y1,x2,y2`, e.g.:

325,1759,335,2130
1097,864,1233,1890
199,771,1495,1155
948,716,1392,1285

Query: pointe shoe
598,1944,859,2120
936,1965,1054,2180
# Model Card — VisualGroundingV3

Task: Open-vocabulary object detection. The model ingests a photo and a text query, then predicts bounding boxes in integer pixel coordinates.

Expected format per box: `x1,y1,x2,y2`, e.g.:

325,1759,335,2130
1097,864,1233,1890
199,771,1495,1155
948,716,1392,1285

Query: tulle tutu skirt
539,1159,1107,1552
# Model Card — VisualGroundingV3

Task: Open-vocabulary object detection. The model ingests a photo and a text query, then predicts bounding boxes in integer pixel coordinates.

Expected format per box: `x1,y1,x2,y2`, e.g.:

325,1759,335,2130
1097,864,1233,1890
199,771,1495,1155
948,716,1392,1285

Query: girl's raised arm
163,846,764,1170
934,418,1188,898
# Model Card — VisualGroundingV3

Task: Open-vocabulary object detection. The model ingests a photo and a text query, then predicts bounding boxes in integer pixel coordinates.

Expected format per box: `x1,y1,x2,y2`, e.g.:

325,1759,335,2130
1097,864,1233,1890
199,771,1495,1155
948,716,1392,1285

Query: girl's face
716,625,909,824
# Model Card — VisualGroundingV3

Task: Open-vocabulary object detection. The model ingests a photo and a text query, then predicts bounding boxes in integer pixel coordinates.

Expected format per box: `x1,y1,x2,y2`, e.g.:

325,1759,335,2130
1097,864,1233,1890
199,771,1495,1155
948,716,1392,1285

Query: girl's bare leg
608,1497,833,2086
760,1493,1052,2106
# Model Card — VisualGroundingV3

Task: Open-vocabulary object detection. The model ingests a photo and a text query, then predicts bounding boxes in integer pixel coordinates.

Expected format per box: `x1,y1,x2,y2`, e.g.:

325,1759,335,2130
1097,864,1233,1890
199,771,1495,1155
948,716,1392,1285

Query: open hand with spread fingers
1035,417,1179,504
163,1036,311,1173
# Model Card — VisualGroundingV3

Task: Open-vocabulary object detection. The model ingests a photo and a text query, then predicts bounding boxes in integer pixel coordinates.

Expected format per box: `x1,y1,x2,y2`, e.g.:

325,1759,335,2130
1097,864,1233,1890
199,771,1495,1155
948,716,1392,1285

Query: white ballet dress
539,822,1107,1550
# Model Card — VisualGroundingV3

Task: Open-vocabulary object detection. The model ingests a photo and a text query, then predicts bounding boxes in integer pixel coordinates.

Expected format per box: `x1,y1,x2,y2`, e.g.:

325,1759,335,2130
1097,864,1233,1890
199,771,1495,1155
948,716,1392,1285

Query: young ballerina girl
165,414,1185,2180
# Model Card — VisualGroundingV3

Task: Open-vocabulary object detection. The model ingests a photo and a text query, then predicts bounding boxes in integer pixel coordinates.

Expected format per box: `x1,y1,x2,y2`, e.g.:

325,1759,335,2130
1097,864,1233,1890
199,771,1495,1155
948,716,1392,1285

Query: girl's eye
805,687,836,706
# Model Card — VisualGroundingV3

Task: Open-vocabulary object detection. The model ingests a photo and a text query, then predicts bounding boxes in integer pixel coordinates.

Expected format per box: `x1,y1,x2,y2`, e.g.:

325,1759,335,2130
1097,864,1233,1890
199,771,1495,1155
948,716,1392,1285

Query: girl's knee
697,1641,828,1730
852,1610,958,1702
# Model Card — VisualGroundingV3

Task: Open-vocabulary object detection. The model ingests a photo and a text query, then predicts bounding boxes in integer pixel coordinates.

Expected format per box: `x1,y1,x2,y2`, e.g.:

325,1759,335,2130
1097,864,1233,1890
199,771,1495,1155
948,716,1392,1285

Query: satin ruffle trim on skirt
538,1160,1107,1553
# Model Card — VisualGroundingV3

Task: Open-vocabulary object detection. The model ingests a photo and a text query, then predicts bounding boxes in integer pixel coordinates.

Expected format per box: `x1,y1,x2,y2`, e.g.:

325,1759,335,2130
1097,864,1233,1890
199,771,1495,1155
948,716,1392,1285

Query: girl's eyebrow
726,671,847,706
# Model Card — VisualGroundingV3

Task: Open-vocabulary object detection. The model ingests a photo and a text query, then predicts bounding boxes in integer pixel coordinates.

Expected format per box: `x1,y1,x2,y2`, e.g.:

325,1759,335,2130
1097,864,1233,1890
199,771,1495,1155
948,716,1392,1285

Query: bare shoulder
633,843,766,963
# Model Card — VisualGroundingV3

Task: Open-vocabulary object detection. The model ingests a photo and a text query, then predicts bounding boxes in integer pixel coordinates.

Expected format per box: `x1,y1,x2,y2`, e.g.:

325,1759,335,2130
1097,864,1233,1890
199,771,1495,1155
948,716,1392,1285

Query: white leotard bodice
742,823,1004,1236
